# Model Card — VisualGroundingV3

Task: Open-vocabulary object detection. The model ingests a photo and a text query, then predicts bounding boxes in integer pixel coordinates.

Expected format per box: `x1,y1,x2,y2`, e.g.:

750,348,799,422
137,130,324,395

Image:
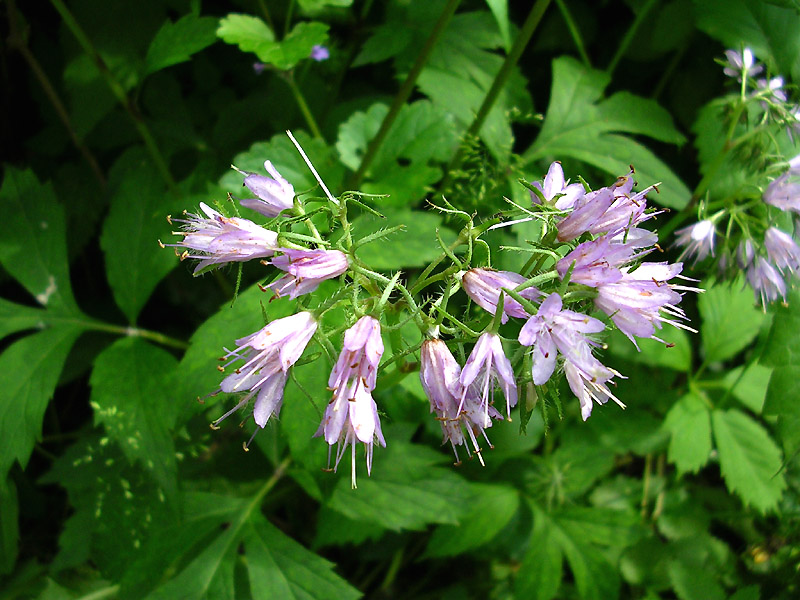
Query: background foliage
1,0,799,598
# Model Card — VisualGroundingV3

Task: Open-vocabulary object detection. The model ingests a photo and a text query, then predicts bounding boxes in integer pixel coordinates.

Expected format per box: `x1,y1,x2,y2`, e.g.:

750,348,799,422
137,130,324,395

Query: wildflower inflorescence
167,135,698,486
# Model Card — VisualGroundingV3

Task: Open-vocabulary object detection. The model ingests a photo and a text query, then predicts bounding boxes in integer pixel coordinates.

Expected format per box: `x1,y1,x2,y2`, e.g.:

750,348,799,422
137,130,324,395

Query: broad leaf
515,504,563,600
0,298,50,341
667,559,726,600
0,168,79,313
663,394,712,474
523,57,690,209
763,366,800,453
698,279,765,362
761,289,800,367
217,14,275,56
90,338,179,497
145,14,219,74
711,409,786,512
723,362,772,413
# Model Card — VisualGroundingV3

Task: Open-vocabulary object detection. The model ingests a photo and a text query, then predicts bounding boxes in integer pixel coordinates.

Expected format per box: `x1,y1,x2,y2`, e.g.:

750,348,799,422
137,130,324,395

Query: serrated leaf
663,394,712,474
100,155,180,323
217,14,275,55
425,484,519,557
0,325,82,478
699,279,765,362
244,515,361,600
523,57,690,209
763,366,800,453
515,504,563,600
711,409,786,512
606,325,691,371
0,168,79,313
145,14,218,74
723,362,772,413
90,338,179,497
761,288,800,367
260,21,328,70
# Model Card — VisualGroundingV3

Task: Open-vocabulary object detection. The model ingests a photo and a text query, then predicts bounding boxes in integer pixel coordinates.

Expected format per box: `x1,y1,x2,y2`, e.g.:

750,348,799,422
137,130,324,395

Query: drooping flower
556,186,616,242
747,256,787,307
266,248,349,299
763,168,800,214
530,161,585,210
310,44,330,61
459,332,518,420
722,48,762,80
212,311,318,430
737,238,755,268
756,76,788,104
239,160,295,218
165,202,279,272
461,268,540,323
764,227,800,274
674,219,716,262
315,316,385,487
419,339,501,465
556,235,640,287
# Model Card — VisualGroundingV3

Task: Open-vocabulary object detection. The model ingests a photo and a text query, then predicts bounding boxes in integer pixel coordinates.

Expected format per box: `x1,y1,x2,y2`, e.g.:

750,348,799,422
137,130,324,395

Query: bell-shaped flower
747,256,787,307
675,220,716,262
240,160,295,217
315,316,385,487
763,164,800,214
556,186,616,242
764,227,800,274
722,48,763,80
556,236,640,287
458,332,518,420
530,161,585,210
266,248,349,299
213,311,317,429
462,268,540,323
166,202,279,272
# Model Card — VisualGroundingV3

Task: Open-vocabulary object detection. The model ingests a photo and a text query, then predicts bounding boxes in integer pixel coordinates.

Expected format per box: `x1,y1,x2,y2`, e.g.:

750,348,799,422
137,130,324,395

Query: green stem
348,0,463,188
606,0,657,77
284,73,323,139
79,317,189,350
440,0,551,191
48,0,177,192
555,0,590,67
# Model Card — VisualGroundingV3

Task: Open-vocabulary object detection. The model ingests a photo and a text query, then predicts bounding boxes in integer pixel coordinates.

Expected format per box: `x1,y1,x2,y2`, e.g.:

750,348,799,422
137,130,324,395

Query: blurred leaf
606,326,692,371
298,0,354,12
314,505,386,547
698,279,765,362
515,504,563,600
485,0,511,51
663,393,712,474
90,338,179,498
100,155,179,323
0,478,18,575
761,289,800,367
711,409,786,512
763,366,800,453
0,168,79,313
349,208,457,270
723,362,772,413
217,14,275,55
523,57,690,209
0,325,82,478
425,484,519,557
326,440,473,531
145,14,219,74
667,559,725,600
0,298,49,341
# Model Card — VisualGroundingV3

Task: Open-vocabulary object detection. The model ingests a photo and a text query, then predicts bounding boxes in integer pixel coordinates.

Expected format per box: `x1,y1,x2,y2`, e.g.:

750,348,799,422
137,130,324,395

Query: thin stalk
48,0,177,192
555,0,590,67
284,73,323,139
440,0,552,191
349,0,462,188
606,0,658,78
256,0,275,31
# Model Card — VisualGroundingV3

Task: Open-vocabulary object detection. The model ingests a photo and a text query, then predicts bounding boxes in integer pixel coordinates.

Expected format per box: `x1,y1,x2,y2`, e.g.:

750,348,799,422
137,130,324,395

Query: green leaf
216,14,275,55
663,394,712,474
667,559,725,600
761,289,800,367
763,366,800,453
523,57,690,209
336,101,459,206
0,478,18,575
326,439,473,531
90,338,179,497
723,362,772,413
485,0,511,51
244,515,361,600
425,484,519,557
698,279,765,362
711,409,786,512
606,325,692,371
349,208,457,270
100,154,180,324
0,298,48,341
0,325,82,478
0,168,79,313
145,14,218,74
515,504,563,600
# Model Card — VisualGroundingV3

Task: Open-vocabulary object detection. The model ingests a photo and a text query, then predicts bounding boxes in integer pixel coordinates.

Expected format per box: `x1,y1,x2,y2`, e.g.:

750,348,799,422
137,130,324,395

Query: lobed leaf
698,279,765,363
145,14,219,74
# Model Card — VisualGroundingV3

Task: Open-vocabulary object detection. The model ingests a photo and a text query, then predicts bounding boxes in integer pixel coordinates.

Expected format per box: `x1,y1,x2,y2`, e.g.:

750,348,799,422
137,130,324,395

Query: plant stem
284,73,323,139
555,0,590,67
81,318,189,350
48,0,177,193
348,0,463,188
439,0,552,191
606,0,657,78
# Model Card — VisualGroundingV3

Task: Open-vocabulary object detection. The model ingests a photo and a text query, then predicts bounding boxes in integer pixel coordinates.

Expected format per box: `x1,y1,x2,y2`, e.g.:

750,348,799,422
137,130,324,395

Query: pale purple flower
531,161,585,210
723,48,762,79
420,339,501,465
747,256,787,307
315,316,385,487
589,183,660,236
674,219,716,262
564,360,623,421
556,186,616,242
212,311,318,430
764,227,800,274
763,169,800,214
240,160,295,218
461,268,540,323
756,76,788,103
459,332,517,420
253,62,266,75
310,44,330,61
266,248,349,299
737,238,755,268
165,202,279,272
556,235,639,287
